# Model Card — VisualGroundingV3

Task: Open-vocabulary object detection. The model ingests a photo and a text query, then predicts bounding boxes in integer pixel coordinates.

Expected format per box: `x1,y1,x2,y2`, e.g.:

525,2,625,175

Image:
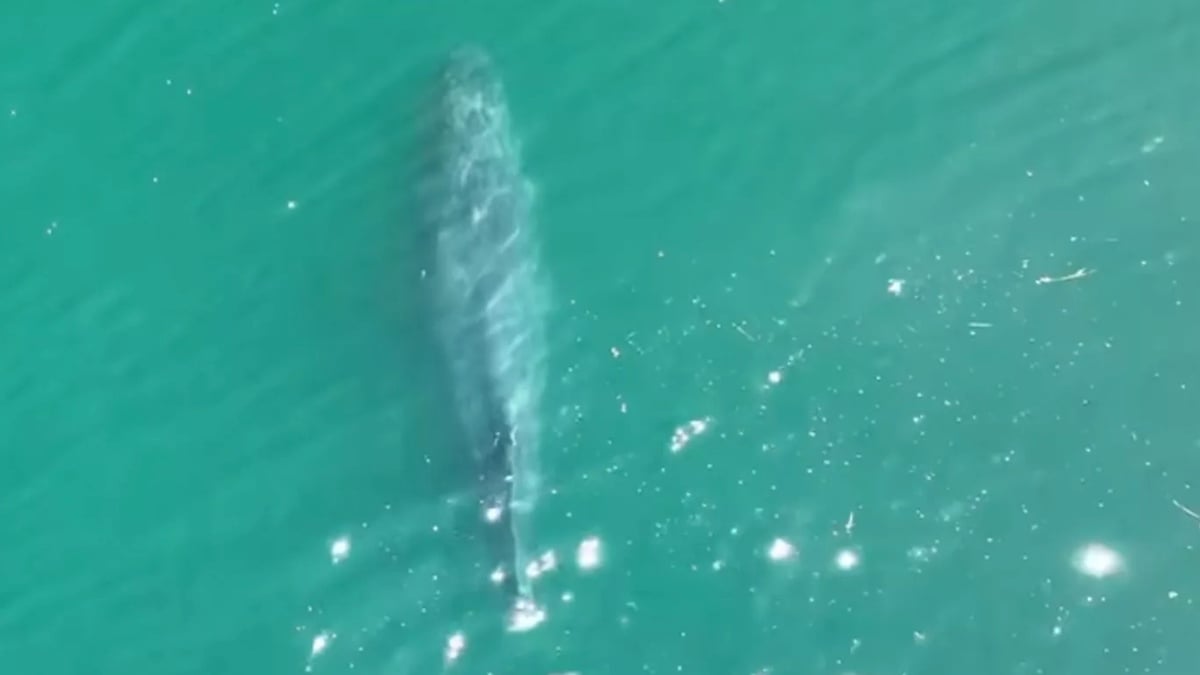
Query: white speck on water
1168,590,1179,600
907,545,938,562
767,370,782,385
484,505,503,523
507,597,546,632
526,550,559,579
186,87,193,96
887,279,905,296
610,346,620,358
330,536,350,564
1142,136,1165,153
489,566,506,585
576,536,602,570
767,537,796,561
835,548,860,570
669,417,711,453
311,631,332,656
287,200,297,210
445,631,466,662
1073,542,1122,578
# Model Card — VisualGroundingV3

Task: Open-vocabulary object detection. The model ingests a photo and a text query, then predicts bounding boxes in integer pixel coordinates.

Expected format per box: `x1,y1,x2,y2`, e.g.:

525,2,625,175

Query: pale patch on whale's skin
430,47,548,630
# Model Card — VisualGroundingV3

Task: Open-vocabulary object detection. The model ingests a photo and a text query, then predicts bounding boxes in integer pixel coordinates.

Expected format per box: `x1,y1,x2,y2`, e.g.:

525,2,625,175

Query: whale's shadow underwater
410,46,548,629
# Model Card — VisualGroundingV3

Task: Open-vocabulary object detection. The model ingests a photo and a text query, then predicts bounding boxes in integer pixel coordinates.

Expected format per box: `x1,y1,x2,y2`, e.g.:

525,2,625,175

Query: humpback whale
429,47,548,631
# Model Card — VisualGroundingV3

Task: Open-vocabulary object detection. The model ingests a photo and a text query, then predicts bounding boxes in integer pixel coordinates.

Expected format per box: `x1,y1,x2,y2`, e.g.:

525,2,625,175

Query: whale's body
429,48,547,629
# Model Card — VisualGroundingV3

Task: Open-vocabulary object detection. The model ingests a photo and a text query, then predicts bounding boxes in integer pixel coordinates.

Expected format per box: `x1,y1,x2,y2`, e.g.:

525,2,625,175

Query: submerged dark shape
428,47,547,630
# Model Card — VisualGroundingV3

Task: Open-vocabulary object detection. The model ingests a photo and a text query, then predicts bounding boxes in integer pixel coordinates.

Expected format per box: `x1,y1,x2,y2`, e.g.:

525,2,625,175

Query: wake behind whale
427,47,548,631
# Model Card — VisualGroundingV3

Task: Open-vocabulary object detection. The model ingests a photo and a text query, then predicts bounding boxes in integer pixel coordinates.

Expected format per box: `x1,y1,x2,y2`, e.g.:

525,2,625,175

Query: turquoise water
3,1,1200,673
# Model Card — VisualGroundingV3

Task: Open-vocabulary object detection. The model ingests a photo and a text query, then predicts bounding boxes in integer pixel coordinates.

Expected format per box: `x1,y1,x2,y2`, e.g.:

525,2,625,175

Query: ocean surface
3,1,1199,673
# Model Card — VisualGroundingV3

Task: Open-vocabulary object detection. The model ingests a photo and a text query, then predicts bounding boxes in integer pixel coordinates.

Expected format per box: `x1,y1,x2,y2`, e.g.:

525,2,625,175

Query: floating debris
1172,499,1200,523
1035,268,1093,285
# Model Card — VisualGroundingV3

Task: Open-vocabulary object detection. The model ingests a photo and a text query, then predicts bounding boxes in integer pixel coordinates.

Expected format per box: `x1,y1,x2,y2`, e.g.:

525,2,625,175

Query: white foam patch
670,417,711,453
444,631,466,662
835,548,860,570
767,537,796,561
329,536,350,564
1073,542,1122,578
576,536,602,570
304,630,334,671
311,632,331,656
506,596,546,632
489,566,506,585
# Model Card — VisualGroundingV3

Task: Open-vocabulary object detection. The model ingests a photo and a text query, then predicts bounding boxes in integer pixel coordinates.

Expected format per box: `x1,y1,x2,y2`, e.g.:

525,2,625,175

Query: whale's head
441,47,507,144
